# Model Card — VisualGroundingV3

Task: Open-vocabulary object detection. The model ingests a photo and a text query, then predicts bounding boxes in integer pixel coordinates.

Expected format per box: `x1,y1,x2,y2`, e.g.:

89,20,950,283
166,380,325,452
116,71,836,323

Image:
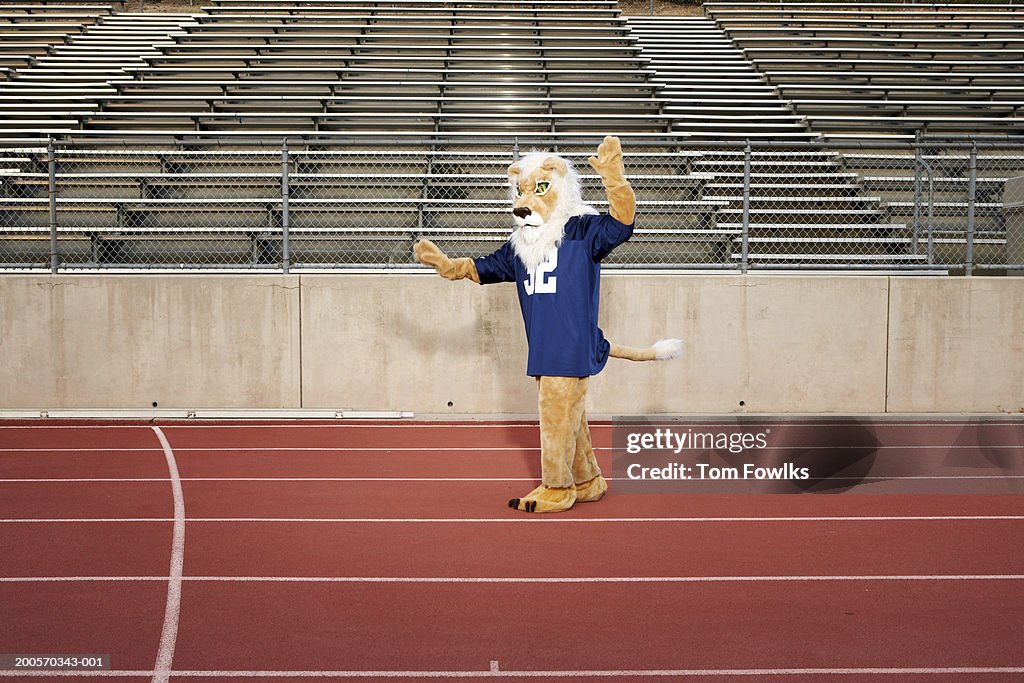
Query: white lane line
0,448,165,452
3,476,1024,483
151,427,185,683
0,423,536,430
0,447,543,453
3,667,1024,678
2,420,1017,428
0,477,541,483
3,516,1024,524
2,574,1024,584
0,478,540,483
2,445,1020,453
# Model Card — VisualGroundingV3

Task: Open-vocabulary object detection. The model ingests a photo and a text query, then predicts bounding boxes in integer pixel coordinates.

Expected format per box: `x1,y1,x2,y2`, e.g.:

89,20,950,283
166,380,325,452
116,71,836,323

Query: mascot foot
574,475,608,503
508,484,576,513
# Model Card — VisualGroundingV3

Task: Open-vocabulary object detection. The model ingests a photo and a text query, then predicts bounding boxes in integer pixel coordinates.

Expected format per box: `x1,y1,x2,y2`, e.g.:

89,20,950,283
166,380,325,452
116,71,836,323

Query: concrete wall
1,274,1020,414
887,277,1024,413
0,276,301,409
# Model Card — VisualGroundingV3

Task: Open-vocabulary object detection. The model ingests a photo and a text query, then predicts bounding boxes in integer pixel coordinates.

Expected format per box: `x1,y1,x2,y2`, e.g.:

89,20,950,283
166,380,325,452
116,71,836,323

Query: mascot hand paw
414,238,448,269
588,135,625,181
414,238,480,283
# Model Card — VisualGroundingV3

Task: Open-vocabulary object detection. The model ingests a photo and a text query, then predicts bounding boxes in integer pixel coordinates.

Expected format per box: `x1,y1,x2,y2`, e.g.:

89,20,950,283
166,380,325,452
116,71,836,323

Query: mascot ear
507,162,523,182
540,156,567,177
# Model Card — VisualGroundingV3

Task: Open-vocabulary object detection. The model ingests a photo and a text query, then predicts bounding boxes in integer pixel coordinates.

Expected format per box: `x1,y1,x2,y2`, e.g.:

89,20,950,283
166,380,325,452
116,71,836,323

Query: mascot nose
513,207,532,219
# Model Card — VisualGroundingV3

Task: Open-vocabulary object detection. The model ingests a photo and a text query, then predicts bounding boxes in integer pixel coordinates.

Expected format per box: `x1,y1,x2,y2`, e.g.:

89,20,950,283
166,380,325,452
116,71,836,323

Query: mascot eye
515,185,524,197
535,181,551,195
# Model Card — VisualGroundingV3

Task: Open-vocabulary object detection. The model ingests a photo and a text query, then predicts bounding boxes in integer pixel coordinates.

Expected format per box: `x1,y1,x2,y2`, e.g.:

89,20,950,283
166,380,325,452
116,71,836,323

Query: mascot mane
508,152,599,272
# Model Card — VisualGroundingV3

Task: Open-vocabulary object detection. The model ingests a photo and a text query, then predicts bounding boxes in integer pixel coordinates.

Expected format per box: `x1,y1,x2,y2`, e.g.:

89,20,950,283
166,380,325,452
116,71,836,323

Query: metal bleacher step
704,1,1024,136
2,12,200,131
626,15,812,140
61,3,675,137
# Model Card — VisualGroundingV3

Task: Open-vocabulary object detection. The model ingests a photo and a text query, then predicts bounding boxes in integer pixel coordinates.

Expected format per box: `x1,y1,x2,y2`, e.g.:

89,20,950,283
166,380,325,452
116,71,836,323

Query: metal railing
2,135,1023,274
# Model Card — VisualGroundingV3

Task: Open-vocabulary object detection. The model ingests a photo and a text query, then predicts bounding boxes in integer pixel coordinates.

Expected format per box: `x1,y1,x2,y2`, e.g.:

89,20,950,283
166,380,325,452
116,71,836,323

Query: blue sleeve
587,213,634,261
474,242,517,285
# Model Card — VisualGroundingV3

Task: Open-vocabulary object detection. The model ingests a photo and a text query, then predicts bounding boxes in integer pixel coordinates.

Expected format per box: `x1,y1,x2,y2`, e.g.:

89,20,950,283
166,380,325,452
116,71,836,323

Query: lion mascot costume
414,136,682,513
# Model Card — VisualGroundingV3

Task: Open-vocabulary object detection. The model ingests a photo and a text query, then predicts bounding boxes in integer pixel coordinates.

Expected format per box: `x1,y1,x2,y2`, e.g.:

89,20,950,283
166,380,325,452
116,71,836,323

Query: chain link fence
2,137,1023,273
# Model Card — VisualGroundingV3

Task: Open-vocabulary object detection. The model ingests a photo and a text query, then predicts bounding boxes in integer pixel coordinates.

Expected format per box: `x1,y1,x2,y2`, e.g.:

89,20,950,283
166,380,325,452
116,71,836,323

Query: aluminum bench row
754,58,1024,70
763,70,1023,81
741,47,1024,58
0,29,96,39
193,10,622,20
136,55,651,68
0,91,663,106
704,7,1024,19
0,2,115,9
711,37,1024,48
125,66,657,81
793,116,1024,133
72,111,678,133
6,149,710,174
726,27,1024,38
179,23,633,35
782,99,1024,112
202,0,619,6
108,79,667,96
708,11,1024,21
122,66,654,87
156,43,645,56
0,17,105,26
712,18,1024,29
164,31,638,47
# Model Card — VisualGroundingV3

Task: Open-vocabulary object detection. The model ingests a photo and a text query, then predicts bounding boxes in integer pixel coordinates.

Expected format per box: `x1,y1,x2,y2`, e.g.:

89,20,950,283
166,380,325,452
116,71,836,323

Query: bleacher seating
704,1,1024,137
95,2,664,135
0,4,112,71
0,0,1021,270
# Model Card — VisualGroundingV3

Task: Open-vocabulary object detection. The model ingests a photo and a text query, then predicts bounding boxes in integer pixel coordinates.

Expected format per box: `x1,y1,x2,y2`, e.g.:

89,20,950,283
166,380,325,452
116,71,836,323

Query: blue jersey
474,213,633,377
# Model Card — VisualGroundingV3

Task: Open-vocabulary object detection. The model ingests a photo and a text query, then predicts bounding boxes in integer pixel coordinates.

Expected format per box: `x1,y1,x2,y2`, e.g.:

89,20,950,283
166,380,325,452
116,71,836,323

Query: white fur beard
510,220,564,272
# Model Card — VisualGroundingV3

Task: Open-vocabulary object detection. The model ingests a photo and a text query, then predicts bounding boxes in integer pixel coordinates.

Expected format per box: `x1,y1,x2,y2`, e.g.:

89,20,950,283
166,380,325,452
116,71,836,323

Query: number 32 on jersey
523,248,557,295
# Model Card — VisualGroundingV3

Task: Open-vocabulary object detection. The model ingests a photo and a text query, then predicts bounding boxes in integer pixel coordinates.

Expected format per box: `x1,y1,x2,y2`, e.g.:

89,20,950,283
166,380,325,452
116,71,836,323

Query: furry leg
537,376,586,489
508,376,586,513
571,408,608,503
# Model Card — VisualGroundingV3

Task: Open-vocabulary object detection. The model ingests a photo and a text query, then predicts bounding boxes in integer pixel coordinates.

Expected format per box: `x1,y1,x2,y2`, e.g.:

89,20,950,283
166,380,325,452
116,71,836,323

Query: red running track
0,420,1023,682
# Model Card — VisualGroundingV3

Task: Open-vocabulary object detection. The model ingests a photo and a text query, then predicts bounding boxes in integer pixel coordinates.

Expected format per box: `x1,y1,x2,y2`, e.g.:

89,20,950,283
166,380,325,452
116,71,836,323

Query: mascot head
507,152,597,271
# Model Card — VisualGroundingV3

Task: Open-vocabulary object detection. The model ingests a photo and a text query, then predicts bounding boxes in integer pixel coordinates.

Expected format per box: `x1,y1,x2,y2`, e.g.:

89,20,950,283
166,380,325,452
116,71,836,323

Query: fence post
281,139,290,274
926,162,935,266
741,140,752,274
965,141,977,277
47,138,59,274
912,143,922,252
512,136,520,162
913,150,935,265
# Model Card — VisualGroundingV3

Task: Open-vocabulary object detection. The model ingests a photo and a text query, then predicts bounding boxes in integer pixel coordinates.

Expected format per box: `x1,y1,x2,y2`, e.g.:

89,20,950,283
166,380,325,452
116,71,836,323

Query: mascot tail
608,339,684,362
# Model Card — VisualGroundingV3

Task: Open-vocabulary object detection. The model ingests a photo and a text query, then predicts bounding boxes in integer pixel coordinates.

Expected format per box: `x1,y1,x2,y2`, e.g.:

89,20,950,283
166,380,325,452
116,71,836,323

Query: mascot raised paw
415,136,683,513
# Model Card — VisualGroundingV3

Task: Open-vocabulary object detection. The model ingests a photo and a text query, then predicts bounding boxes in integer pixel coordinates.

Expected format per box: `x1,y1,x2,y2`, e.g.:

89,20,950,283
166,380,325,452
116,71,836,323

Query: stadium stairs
626,15,921,266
